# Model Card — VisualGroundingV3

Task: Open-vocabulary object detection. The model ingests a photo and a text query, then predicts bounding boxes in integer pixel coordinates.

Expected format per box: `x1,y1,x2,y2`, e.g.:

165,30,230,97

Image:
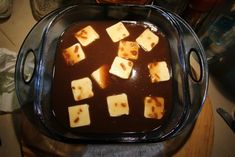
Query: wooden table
173,97,214,157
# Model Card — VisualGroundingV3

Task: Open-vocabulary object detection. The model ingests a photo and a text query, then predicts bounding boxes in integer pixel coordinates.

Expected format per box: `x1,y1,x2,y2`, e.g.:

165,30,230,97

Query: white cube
68,104,91,127
148,61,170,83
71,77,94,101
109,56,134,79
106,93,129,117
75,25,100,46
118,40,139,60
62,43,85,65
106,22,130,42
136,28,159,52
144,96,164,119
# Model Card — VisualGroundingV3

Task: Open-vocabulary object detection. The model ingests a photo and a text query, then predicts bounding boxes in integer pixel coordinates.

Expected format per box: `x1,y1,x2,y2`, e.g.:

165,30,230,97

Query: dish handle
166,12,209,136
14,6,62,108
178,14,209,129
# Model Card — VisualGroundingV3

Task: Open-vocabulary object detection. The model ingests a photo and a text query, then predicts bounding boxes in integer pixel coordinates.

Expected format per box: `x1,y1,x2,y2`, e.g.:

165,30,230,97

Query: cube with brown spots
71,77,94,101
144,96,164,119
62,43,85,65
109,56,134,79
68,104,91,128
107,93,130,117
148,61,170,83
75,25,100,46
118,40,140,60
136,28,159,52
106,22,130,42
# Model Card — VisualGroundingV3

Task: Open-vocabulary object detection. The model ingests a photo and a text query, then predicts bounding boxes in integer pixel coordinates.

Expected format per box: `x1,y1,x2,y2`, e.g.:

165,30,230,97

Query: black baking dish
15,4,208,143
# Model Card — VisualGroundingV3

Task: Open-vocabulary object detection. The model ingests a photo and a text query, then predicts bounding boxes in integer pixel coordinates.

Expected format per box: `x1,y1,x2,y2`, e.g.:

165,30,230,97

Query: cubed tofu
106,22,130,42
75,25,100,46
91,64,110,89
118,40,139,60
136,28,159,52
71,77,94,101
62,43,85,65
148,61,170,83
144,96,164,119
106,93,129,117
109,56,134,79
68,104,91,127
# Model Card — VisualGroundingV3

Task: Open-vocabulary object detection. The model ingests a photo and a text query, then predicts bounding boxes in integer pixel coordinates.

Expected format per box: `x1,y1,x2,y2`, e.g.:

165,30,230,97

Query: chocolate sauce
51,21,173,134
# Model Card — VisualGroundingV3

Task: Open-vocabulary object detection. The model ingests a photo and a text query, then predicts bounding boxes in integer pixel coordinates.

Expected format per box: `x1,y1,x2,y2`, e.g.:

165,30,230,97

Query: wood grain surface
173,97,214,157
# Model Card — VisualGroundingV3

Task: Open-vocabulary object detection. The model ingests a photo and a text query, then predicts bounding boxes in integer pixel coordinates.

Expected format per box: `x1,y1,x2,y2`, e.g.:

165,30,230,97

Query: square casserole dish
15,4,208,143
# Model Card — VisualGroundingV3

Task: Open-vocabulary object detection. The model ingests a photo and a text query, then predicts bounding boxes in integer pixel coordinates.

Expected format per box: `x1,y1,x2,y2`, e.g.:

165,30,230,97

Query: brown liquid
52,21,173,134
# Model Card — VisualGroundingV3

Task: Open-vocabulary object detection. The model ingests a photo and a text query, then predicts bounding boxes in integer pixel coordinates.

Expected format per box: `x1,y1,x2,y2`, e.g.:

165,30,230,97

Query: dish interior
51,20,173,134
